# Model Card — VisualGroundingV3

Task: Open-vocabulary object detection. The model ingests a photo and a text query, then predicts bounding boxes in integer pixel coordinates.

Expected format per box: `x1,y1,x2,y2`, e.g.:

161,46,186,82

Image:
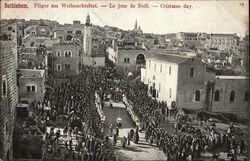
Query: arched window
214,90,220,102
124,57,127,63
136,54,145,64
244,91,249,101
56,50,61,56
127,58,130,63
169,88,172,98
195,90,200,101
229,91,235,102
190,67,194,77
64,51,68,57
68,51,72,57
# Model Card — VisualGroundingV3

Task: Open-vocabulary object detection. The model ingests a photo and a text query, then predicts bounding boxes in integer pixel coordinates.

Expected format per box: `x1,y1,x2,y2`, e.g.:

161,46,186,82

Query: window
169,88,172,98
57,50,61,56
64,51,68,57
40,28,46,34
244,91,249,101
160,64,162,73
31,86,35,92
229,91,235,102
1,75,7,97
30,42,34,47
26,86,31,92
154,63,156,71
195,90,200,101
124,58,127,63
169,66,172,75
67,31,73,34
214,90,220,101
127,58,130,63
68,51,72,57
26,85,35,92
190,67,194,77
148,60,151,69
65,64,70,70
57,64,61,71
31,31,36,35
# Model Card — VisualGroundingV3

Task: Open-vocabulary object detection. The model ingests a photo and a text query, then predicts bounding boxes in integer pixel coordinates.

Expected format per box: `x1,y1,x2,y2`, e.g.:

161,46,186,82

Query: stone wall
0,40,18,161
18,69,46,103
210,77,249,119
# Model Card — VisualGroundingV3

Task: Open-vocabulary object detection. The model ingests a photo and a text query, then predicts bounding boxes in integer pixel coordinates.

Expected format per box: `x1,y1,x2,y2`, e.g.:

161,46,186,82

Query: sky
1,0,249,36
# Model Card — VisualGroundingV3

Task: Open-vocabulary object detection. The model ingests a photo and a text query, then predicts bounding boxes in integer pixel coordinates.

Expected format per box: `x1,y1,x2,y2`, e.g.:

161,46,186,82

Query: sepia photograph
0,0,249,161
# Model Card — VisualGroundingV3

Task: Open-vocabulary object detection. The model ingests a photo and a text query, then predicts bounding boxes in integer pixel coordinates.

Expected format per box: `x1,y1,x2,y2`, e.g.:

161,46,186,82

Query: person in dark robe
127,132,130,146
122,136,127,148
133,129,139,144
113,133,117,146
115,127,119,136
130,129,134,140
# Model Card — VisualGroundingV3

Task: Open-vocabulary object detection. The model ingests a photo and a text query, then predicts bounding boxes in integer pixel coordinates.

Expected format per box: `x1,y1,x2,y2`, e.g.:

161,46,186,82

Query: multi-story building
0,22,19,161
51,43,81,78
18,69,46,103
141,54,214,109
24,25,51,38
53,21,83,41
141,54,249,119
108,41,149,76
18,47,47,69
176,32,207,49
176,32,240,52
52,15,105,68
208,33,239,52
108,40,197,77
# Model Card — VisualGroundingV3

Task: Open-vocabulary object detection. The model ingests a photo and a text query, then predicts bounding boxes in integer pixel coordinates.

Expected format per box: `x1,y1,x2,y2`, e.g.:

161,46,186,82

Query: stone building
23,34,51,48
176,32,208,49
18,47,47,70
52,15,105,68
53,21,83,41
108,41,196,77
208,33,240,52
18,69,46,103
141,54,249,119
141,54,215,109
209,76,249,119
81,14,105,67
51,43,81,78
176,32,240,52
0,22,19,161
24,25,51,38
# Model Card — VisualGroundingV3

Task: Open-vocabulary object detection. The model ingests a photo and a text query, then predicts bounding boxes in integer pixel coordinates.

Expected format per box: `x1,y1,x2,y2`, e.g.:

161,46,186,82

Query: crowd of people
120,79,247,161
23,64,247,161
27,66,120,161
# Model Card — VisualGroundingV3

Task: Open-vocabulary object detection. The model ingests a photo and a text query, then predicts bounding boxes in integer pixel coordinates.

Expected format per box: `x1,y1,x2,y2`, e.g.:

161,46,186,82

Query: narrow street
103,101,167,161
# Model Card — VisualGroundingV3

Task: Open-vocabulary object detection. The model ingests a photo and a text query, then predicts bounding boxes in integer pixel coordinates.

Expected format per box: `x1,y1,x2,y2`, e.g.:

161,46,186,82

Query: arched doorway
136,54,145,64
66,35,73,41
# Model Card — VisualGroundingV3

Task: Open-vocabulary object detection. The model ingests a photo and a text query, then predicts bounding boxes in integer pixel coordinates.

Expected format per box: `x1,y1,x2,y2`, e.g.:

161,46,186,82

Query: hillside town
0,14,249,161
